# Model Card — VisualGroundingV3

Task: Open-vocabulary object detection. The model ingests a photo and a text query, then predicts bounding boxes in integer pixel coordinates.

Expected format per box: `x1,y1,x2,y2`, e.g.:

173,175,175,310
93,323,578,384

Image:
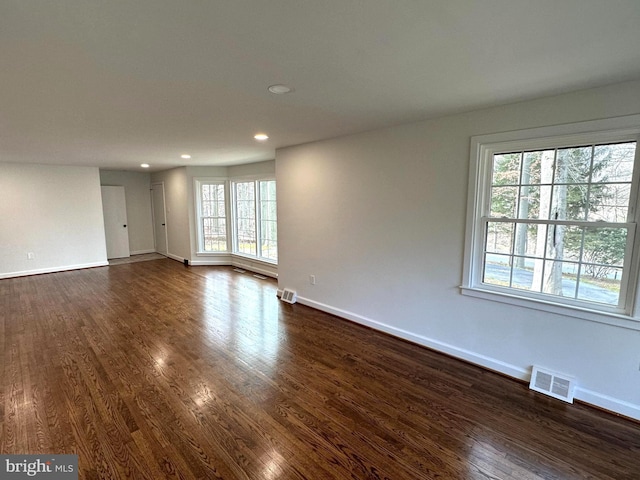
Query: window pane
592,142,635,183
485,222,513,254
588,183,630,222
515,223,547,258
516,185,553,220
259,180,277,261
482,223,628,306
521,150,552,185
577,267,622,306
490,186,517,217
555,146,592,184
199,183,227,252
203,217,226,252
237,219,256,255
581,228,627,268
551,184,588,221
540,260,577,298
483,253,511,287
511,258,542,293
561,226,583,262
235,182,256,255
492,153,521,185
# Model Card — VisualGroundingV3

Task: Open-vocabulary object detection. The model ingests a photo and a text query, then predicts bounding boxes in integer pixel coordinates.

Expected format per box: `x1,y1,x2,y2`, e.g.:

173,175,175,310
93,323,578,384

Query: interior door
152,183,168,255
101,186,130,259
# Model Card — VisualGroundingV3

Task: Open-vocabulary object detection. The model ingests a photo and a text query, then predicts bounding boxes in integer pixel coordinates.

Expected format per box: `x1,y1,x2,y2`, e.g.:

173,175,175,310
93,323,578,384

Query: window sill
459,285,640,331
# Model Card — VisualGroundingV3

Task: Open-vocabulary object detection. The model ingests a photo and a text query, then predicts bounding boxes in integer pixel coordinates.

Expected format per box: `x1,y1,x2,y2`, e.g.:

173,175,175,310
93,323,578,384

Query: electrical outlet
309,274,316,285
27,252,35,260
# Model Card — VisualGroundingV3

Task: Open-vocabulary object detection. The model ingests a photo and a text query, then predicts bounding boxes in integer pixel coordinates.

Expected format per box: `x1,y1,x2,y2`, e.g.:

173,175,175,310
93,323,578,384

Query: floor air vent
280,288,297,304
529,366,576,403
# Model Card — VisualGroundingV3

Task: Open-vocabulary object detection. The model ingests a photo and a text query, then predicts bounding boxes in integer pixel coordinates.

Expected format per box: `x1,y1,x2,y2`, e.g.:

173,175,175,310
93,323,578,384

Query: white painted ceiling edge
2,0,640,171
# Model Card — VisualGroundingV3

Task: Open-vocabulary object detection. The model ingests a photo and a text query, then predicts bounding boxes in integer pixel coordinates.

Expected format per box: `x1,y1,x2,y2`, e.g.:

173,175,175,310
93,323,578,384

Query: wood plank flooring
1,259,639,479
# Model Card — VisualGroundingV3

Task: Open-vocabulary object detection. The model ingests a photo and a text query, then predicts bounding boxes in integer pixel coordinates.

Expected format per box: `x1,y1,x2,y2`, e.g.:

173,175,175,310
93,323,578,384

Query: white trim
460,286,640,331
229,173,276,182
575,388,640,422
295,295,640,421
469,114,640,147
0,261,109,279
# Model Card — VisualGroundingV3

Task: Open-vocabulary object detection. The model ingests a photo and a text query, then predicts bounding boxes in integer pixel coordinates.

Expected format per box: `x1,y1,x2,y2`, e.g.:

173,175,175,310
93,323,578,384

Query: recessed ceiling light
181,154,191,159
254,133,269,141
140,163,150,168
268,84,293,95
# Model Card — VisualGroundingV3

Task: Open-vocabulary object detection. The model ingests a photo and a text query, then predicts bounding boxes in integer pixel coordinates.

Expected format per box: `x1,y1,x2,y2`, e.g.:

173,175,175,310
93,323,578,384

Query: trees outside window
232,179,277,262
196,181,227,252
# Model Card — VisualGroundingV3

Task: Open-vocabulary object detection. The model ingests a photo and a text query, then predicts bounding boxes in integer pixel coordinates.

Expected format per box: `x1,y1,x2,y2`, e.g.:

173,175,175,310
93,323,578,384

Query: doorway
151,182,168,255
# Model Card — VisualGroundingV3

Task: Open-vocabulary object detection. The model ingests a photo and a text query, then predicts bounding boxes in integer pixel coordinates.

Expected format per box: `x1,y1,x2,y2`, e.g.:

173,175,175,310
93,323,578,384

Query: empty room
1,1,640,479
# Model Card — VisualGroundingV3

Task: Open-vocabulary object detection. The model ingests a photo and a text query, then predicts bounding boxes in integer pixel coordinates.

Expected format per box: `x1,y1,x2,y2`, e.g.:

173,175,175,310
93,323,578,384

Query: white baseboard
575,388,640,421
295,295,640,421
166,252,185,263
0,261,109,280
130,249,156,255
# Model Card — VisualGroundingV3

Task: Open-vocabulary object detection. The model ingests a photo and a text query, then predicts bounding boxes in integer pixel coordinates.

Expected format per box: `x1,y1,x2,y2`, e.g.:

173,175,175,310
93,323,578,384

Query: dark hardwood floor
1,259,638,479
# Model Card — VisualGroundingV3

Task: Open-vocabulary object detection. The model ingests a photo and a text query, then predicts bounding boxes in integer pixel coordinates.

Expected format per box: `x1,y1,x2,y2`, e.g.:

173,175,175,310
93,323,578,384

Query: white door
151,183,168,255
101,186,130,259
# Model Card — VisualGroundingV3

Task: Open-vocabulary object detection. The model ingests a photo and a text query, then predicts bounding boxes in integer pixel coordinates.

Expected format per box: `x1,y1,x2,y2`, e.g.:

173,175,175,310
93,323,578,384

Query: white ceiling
2,1,640,172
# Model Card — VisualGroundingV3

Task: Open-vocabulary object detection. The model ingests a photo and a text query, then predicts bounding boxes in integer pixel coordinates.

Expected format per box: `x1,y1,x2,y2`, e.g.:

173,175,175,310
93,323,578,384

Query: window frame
462,115,640,328
230,176,277,264
194,178,230,254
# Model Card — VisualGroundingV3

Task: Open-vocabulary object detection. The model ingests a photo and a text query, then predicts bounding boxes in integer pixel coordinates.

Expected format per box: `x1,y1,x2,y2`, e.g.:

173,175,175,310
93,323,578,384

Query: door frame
151,182,169,255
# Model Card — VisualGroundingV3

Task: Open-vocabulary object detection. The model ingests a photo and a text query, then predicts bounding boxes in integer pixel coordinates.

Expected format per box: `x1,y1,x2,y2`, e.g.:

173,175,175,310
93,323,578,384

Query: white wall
228,160,275,178
100,170,155,254
276,80,640,420
0,163,108,278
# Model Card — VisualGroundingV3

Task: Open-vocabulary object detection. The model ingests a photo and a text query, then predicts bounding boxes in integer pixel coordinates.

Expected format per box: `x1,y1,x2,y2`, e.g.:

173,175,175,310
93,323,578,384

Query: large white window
463,117,640,320
231,179,277,262
196,180,228,253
